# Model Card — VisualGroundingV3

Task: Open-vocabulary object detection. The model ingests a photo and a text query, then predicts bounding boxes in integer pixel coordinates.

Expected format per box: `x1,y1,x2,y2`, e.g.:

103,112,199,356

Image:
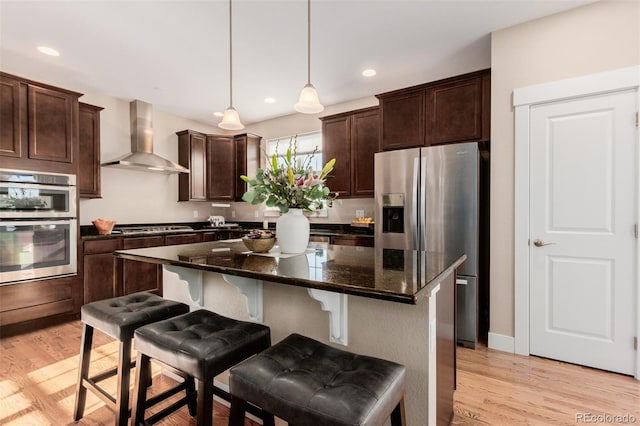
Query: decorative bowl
242,236,276,253
92,218,116,235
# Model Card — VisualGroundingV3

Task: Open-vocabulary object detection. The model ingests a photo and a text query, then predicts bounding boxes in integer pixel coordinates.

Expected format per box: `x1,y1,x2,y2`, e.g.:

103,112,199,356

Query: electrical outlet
231,210,236,218
254,210,260,218
193,210,199,218
356,209,365,218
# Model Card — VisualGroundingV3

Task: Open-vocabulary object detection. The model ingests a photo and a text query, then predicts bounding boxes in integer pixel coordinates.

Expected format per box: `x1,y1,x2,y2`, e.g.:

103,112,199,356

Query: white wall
490,0,640,338
78,91,377,226
209,96,380,224
78,91,222,225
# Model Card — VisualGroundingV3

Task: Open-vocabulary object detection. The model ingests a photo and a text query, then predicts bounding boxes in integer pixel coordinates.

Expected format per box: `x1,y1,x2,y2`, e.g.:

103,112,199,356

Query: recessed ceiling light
264,97,276,104
37,46,60,57
362,69,377,77
213,112,224,117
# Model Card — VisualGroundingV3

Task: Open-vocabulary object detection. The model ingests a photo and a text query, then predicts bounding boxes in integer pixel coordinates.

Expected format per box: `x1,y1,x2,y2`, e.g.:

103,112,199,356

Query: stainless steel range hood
101,100,189,174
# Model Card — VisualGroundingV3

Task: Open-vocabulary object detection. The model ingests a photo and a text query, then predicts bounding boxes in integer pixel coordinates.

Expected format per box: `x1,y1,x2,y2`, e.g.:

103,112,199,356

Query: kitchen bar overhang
112,240,465,304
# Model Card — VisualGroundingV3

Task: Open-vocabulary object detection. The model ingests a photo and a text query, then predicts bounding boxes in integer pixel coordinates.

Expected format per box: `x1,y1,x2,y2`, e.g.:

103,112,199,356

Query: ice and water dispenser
381,194,405,234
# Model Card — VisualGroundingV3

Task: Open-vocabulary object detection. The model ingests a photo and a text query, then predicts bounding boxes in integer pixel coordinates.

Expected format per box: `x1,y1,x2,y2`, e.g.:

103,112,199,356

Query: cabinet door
78,103,103,198
28,84,75,163
426,77,482,145
322,116,351,196
178,132,207,201
83,238,121,304
0,75,23,158
350,108,379,197
380,90,425,150
207,136,235,200
122,236,164,295
235,134,261,200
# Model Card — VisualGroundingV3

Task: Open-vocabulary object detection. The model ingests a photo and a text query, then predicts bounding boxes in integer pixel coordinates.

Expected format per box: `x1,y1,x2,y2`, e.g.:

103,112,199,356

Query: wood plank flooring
1,320,639,425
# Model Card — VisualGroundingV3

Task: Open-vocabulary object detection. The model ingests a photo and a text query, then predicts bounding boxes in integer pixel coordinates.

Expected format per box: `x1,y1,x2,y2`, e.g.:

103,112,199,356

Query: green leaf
320,158,336,178
240,175,251,183
242,191,256,203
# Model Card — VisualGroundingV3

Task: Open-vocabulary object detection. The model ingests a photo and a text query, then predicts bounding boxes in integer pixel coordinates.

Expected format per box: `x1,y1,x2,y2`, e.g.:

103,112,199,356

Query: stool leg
390,397,406,426
229,395,248,426
131,352,150,426
73,323,93,421
196,378,213,426
115,337,133,426
186,375,197,417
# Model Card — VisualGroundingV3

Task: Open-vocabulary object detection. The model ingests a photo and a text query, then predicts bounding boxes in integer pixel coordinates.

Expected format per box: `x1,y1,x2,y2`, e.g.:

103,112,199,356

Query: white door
529,89,637,375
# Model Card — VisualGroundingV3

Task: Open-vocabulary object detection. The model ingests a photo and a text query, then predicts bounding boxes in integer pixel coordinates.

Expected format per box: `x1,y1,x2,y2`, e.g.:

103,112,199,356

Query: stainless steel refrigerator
374,142,486,348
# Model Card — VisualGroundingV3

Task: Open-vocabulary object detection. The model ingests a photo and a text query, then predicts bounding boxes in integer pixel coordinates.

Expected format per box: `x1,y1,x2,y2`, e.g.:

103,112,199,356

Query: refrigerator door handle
419,154,427,251
411,156,420,250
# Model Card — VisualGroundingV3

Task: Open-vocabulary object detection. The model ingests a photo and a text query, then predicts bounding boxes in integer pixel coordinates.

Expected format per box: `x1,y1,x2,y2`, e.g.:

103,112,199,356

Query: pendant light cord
307,0,311,85
229,0,234,107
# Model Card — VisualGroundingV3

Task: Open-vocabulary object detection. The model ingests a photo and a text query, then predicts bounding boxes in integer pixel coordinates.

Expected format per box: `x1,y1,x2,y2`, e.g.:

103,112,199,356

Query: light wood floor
1,320,639,425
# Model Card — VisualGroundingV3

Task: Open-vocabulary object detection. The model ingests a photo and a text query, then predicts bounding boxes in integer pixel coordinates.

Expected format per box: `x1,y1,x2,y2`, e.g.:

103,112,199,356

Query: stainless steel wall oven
0,169,77,284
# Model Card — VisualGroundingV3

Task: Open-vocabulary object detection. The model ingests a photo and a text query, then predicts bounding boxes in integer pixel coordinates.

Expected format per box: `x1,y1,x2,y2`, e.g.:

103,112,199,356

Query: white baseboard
488,332,515,353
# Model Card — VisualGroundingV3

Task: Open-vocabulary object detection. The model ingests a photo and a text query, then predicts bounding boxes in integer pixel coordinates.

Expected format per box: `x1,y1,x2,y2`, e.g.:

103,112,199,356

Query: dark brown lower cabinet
164,233,201,245
83,238,122,304
330,235,374,247
0,276,81,332
122,236,164,296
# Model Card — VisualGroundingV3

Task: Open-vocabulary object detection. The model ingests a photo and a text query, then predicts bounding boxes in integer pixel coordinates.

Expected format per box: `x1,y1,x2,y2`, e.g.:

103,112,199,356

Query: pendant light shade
219,107,244,130
294,0,323,114
294,83,323,114
219,0,244,130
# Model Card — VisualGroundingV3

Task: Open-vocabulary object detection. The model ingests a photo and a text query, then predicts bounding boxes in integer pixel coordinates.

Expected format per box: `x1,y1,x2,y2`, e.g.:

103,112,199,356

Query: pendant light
219,0,244,130
294,0,324,114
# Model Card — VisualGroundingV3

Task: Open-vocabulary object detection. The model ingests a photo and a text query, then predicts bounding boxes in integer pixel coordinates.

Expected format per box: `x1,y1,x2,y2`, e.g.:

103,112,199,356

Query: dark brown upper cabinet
234,133,261,201
377,69,490,151
321,106,379,198
78,102,104,198
177,130,261,202
178,130,208,201
0,72,81,173
207,135,235,201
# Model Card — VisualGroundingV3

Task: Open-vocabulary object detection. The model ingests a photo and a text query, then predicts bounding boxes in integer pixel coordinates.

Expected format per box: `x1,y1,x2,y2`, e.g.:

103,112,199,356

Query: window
263,131,328,218
265,131,323,172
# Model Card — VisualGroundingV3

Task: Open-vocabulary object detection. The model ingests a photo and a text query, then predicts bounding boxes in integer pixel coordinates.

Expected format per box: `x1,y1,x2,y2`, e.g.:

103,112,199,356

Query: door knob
533,239,555,247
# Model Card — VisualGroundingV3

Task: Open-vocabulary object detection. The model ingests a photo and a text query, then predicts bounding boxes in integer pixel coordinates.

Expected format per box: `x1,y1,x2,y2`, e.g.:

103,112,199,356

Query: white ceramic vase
276,208,310,254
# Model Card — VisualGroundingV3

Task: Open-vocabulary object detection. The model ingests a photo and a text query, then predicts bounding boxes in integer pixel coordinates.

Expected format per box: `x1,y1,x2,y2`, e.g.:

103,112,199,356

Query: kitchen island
114,240,465,426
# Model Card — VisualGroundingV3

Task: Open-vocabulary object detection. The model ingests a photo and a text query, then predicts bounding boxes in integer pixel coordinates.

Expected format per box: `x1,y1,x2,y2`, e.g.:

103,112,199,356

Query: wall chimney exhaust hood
101,100,189,174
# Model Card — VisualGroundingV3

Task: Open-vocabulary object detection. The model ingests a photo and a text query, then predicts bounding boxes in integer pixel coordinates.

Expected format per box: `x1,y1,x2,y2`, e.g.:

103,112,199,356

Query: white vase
276,208,310,254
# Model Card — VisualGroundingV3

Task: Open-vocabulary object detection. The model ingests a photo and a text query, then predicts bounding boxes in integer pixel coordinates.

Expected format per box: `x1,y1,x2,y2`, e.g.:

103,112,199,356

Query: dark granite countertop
81,221,373,240
113,240,465,304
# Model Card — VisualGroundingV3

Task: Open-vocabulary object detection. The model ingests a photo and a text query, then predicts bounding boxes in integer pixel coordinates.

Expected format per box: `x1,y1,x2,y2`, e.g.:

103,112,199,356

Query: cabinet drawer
165,233,201,245
84,237,121,255
123,235,165,249
201,232,219,242
331,236,374,247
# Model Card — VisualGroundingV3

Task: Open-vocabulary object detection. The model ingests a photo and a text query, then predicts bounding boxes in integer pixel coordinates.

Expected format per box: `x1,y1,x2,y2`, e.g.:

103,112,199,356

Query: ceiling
1,0,595,127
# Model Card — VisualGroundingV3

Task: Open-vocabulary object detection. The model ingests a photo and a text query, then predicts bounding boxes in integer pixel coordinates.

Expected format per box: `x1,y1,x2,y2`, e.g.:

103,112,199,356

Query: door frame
513,65,640,379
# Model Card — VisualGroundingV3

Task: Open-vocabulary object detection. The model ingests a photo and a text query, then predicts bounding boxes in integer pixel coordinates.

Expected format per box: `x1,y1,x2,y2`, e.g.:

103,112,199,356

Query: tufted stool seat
73,292,190,425
229,333,407,426
131,309,272,426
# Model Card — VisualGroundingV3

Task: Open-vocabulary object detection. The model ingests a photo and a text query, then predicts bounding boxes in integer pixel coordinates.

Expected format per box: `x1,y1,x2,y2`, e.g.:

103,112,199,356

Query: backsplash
210,198,374,225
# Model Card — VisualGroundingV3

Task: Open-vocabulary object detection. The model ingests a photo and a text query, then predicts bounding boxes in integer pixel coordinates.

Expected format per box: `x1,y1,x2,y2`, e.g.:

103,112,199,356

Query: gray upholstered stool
131,309,272,426
229,333,407,426
73,292,190,426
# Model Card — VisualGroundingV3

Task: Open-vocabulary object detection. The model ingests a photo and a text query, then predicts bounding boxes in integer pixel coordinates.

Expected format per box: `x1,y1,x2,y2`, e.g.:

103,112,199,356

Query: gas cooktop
114,225,194,235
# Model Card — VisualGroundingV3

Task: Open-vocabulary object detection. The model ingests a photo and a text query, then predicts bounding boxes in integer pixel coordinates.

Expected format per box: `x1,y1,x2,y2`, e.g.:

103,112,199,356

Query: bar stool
73,292,190,425
131,309,272,426
229,333,407,426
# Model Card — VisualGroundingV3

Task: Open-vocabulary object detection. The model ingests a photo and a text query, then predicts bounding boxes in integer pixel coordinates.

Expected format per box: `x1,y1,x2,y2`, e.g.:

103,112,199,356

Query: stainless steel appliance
0,169,78,284
374,143,487,348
